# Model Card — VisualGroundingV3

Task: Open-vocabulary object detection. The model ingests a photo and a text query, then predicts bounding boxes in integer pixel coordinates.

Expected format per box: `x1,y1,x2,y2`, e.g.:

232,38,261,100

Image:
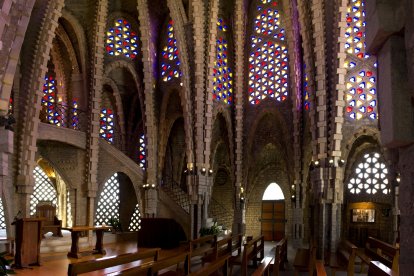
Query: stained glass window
303,64,310,111
128,204,141,231
248,0,288,105
95,173,120,226
213,18,233,104
161,20,181,82
42,75,62,126
8,97,13,114
344,0,377,120
71,99,79,130
100,108,114,144
106,19,138,59
30,166,58,216
138,134,146,170
347,152,389,195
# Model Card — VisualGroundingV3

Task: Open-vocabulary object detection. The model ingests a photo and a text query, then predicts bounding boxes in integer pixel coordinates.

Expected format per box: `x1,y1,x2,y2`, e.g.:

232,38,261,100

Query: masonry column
0,127,14,234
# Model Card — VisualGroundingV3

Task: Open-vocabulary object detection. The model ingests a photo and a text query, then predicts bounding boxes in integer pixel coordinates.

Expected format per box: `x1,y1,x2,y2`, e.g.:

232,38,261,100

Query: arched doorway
261,183,285,241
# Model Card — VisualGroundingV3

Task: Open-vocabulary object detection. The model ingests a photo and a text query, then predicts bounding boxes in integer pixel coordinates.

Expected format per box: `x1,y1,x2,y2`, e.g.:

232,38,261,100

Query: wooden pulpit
12,218,44,267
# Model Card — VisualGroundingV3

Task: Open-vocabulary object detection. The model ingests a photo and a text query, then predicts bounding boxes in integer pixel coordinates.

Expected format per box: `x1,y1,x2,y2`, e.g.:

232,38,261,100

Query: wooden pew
229,235,265,276
189,255,230,276
293,239,316,276
252,256,273,276
231,234,243,257
367,260,398,276
357,236,399,274
201,235,233,265
187,234,217,270
329,240,358,276
67,247,160,276
270,238,287,276
315,260,327,276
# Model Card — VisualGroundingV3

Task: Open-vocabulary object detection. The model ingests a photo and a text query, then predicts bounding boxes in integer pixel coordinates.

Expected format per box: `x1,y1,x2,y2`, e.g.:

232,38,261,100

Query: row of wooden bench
68,234,288,276
292,236,399,276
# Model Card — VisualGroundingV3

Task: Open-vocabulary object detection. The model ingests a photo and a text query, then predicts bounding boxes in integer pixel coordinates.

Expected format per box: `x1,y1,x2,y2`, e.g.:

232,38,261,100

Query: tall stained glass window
138,134,146,170
106,19,139,59
248,0,288,105
42,74,62,126
161,20,181,82
100,108,114,144
303,64,310,111
344,0,377,120
347,152,389,195
213,18,233,104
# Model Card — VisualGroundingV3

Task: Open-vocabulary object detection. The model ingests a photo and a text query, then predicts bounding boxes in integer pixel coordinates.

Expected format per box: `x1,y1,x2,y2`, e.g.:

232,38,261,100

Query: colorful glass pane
161,20,181,82
8,97,12,114
71,99,79,130
249,0,288,105
42,75,62,126
303,64,310,111
100,108,114,144
106,19,139,59
213,18,233,104
347,152,389,195
344,0,377,120
139,134,146,170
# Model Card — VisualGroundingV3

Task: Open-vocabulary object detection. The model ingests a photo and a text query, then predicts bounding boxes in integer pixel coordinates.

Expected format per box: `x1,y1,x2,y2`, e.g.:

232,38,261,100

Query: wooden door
261,200,285,241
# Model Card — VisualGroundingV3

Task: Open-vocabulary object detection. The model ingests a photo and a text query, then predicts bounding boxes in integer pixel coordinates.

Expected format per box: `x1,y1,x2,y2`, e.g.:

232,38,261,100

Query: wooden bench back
368,260,397,276
231,233,243,256
366,236,399,272
341,240,357,276
67,248,160,276
189,255,230,276
273,238,287,276
36,202,57,225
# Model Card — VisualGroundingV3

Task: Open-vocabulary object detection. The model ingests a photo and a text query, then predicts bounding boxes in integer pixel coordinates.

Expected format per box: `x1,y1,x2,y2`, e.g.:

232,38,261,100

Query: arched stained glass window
100,108,114,144
344,0,378,120
138,134,146,170
128,204,141,231
106,19,138,59
42,74,62,126
347,152,389,195
248,0,288,105
161,20,181,82
95,173,120,226
213,18,233,104
30,166,58,216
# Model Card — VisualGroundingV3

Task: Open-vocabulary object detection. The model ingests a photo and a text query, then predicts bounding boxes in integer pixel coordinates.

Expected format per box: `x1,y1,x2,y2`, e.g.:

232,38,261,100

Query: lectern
12,218,44,267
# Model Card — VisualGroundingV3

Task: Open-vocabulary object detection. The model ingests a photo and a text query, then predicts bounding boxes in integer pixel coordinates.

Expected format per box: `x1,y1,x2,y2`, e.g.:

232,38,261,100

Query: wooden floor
12,240,188,275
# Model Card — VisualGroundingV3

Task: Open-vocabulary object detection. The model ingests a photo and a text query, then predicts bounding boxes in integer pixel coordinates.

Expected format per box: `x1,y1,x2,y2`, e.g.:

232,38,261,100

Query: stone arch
16,2,65,214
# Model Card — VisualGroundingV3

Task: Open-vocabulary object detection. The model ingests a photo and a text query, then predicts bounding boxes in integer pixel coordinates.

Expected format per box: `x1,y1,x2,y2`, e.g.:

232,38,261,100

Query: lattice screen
128,204,141,231
30,166,58,216
95,173,120,225
0,198,6,230
67,190,73,227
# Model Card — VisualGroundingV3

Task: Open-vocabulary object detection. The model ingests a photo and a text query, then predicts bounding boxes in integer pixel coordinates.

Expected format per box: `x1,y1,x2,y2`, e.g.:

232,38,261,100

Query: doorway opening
261,183,285,241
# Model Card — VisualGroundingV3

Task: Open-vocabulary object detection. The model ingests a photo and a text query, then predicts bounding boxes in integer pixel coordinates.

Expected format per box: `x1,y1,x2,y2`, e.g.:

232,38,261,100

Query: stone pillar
145,188,157,217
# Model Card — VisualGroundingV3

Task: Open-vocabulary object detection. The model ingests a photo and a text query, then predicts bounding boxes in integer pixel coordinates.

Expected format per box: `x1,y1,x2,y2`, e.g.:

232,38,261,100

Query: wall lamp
142,183,155,190
208,169,213,176
201,167,206,174
338,159,345,167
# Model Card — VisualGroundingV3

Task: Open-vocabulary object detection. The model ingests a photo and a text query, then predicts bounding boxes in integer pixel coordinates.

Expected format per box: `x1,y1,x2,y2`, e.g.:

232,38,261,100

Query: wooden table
63,226,112,258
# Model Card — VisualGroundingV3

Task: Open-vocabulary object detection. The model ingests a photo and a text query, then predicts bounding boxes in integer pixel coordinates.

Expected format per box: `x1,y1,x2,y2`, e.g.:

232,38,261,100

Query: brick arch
245,109,292,186
245,164,293,238
16,2,65,206
55,24,80,75
104,60,145,133
158,89,186,174
209,107,235,172
103,77,126,147
60,9,88,75
50,42,68,102
0,1,36,115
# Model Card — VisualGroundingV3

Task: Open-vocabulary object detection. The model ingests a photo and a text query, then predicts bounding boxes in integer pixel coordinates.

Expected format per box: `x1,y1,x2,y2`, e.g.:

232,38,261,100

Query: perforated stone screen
128,204,141,231
95,173,120,226
30,166,58,216
67,190,73,227
0,198,6,230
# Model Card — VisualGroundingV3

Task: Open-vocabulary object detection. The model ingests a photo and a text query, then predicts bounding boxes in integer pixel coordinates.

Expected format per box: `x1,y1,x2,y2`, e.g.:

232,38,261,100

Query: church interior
0,0,413,274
